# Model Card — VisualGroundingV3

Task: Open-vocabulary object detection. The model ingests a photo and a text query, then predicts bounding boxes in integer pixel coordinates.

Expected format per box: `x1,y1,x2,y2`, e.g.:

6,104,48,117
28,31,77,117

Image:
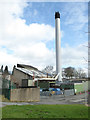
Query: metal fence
2,79,17,100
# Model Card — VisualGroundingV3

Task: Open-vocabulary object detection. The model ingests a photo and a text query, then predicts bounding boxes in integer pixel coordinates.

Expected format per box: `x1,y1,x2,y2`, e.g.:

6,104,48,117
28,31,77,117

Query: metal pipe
55,12,62,81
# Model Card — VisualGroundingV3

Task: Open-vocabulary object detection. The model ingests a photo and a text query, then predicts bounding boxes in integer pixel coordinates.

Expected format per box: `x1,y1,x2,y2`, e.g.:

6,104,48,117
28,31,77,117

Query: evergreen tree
0,65,3,72
4,66,8,74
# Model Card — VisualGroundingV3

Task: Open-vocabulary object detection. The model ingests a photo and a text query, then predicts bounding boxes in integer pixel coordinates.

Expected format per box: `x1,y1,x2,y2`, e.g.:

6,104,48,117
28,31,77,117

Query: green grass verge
2,104,89,119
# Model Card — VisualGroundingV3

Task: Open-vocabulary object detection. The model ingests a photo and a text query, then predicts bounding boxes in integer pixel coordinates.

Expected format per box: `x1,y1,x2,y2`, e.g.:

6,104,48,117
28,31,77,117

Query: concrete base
10,88,40,102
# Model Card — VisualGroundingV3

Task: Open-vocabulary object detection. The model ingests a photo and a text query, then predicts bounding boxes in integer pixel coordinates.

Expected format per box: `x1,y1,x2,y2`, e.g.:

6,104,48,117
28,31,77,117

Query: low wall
10,88,40,102
64,89,74,96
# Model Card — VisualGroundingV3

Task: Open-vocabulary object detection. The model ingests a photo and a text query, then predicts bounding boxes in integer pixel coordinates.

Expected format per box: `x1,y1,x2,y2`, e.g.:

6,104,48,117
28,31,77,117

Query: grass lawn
2,104,89,119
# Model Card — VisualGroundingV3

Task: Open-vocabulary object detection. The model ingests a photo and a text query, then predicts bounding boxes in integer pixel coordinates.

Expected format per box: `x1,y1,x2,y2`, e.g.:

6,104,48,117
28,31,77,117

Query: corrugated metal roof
15,67,48,78
17,64,38,71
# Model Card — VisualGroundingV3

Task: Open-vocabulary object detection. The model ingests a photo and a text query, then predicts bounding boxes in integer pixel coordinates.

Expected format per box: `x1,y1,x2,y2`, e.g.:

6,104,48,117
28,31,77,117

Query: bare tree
63,67,86,79
76,68,86,78
42,65,54,75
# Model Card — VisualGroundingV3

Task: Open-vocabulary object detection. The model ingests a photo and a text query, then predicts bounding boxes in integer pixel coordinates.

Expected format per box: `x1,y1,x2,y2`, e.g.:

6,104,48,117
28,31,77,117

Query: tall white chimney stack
55,12,62,81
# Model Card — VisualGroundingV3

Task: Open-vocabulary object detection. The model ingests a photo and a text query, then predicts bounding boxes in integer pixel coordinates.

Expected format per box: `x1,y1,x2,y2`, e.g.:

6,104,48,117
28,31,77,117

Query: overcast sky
0,0,88,74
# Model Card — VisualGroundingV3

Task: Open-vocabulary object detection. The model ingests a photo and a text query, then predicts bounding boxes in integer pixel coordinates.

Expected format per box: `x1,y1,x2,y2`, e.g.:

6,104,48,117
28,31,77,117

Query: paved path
0,93,88,107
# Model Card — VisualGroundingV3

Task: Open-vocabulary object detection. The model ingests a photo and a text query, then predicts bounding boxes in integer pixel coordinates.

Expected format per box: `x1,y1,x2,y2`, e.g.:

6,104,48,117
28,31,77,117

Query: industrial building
1,12,90,102
11,64,55,89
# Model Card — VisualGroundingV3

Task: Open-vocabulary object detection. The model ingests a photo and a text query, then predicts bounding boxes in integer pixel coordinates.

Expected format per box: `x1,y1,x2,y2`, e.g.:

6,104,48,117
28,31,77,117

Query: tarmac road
0,93,88,107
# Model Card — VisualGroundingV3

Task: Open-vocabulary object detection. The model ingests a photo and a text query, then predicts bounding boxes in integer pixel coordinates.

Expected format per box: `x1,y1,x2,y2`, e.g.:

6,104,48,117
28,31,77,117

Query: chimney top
55,12,60,19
